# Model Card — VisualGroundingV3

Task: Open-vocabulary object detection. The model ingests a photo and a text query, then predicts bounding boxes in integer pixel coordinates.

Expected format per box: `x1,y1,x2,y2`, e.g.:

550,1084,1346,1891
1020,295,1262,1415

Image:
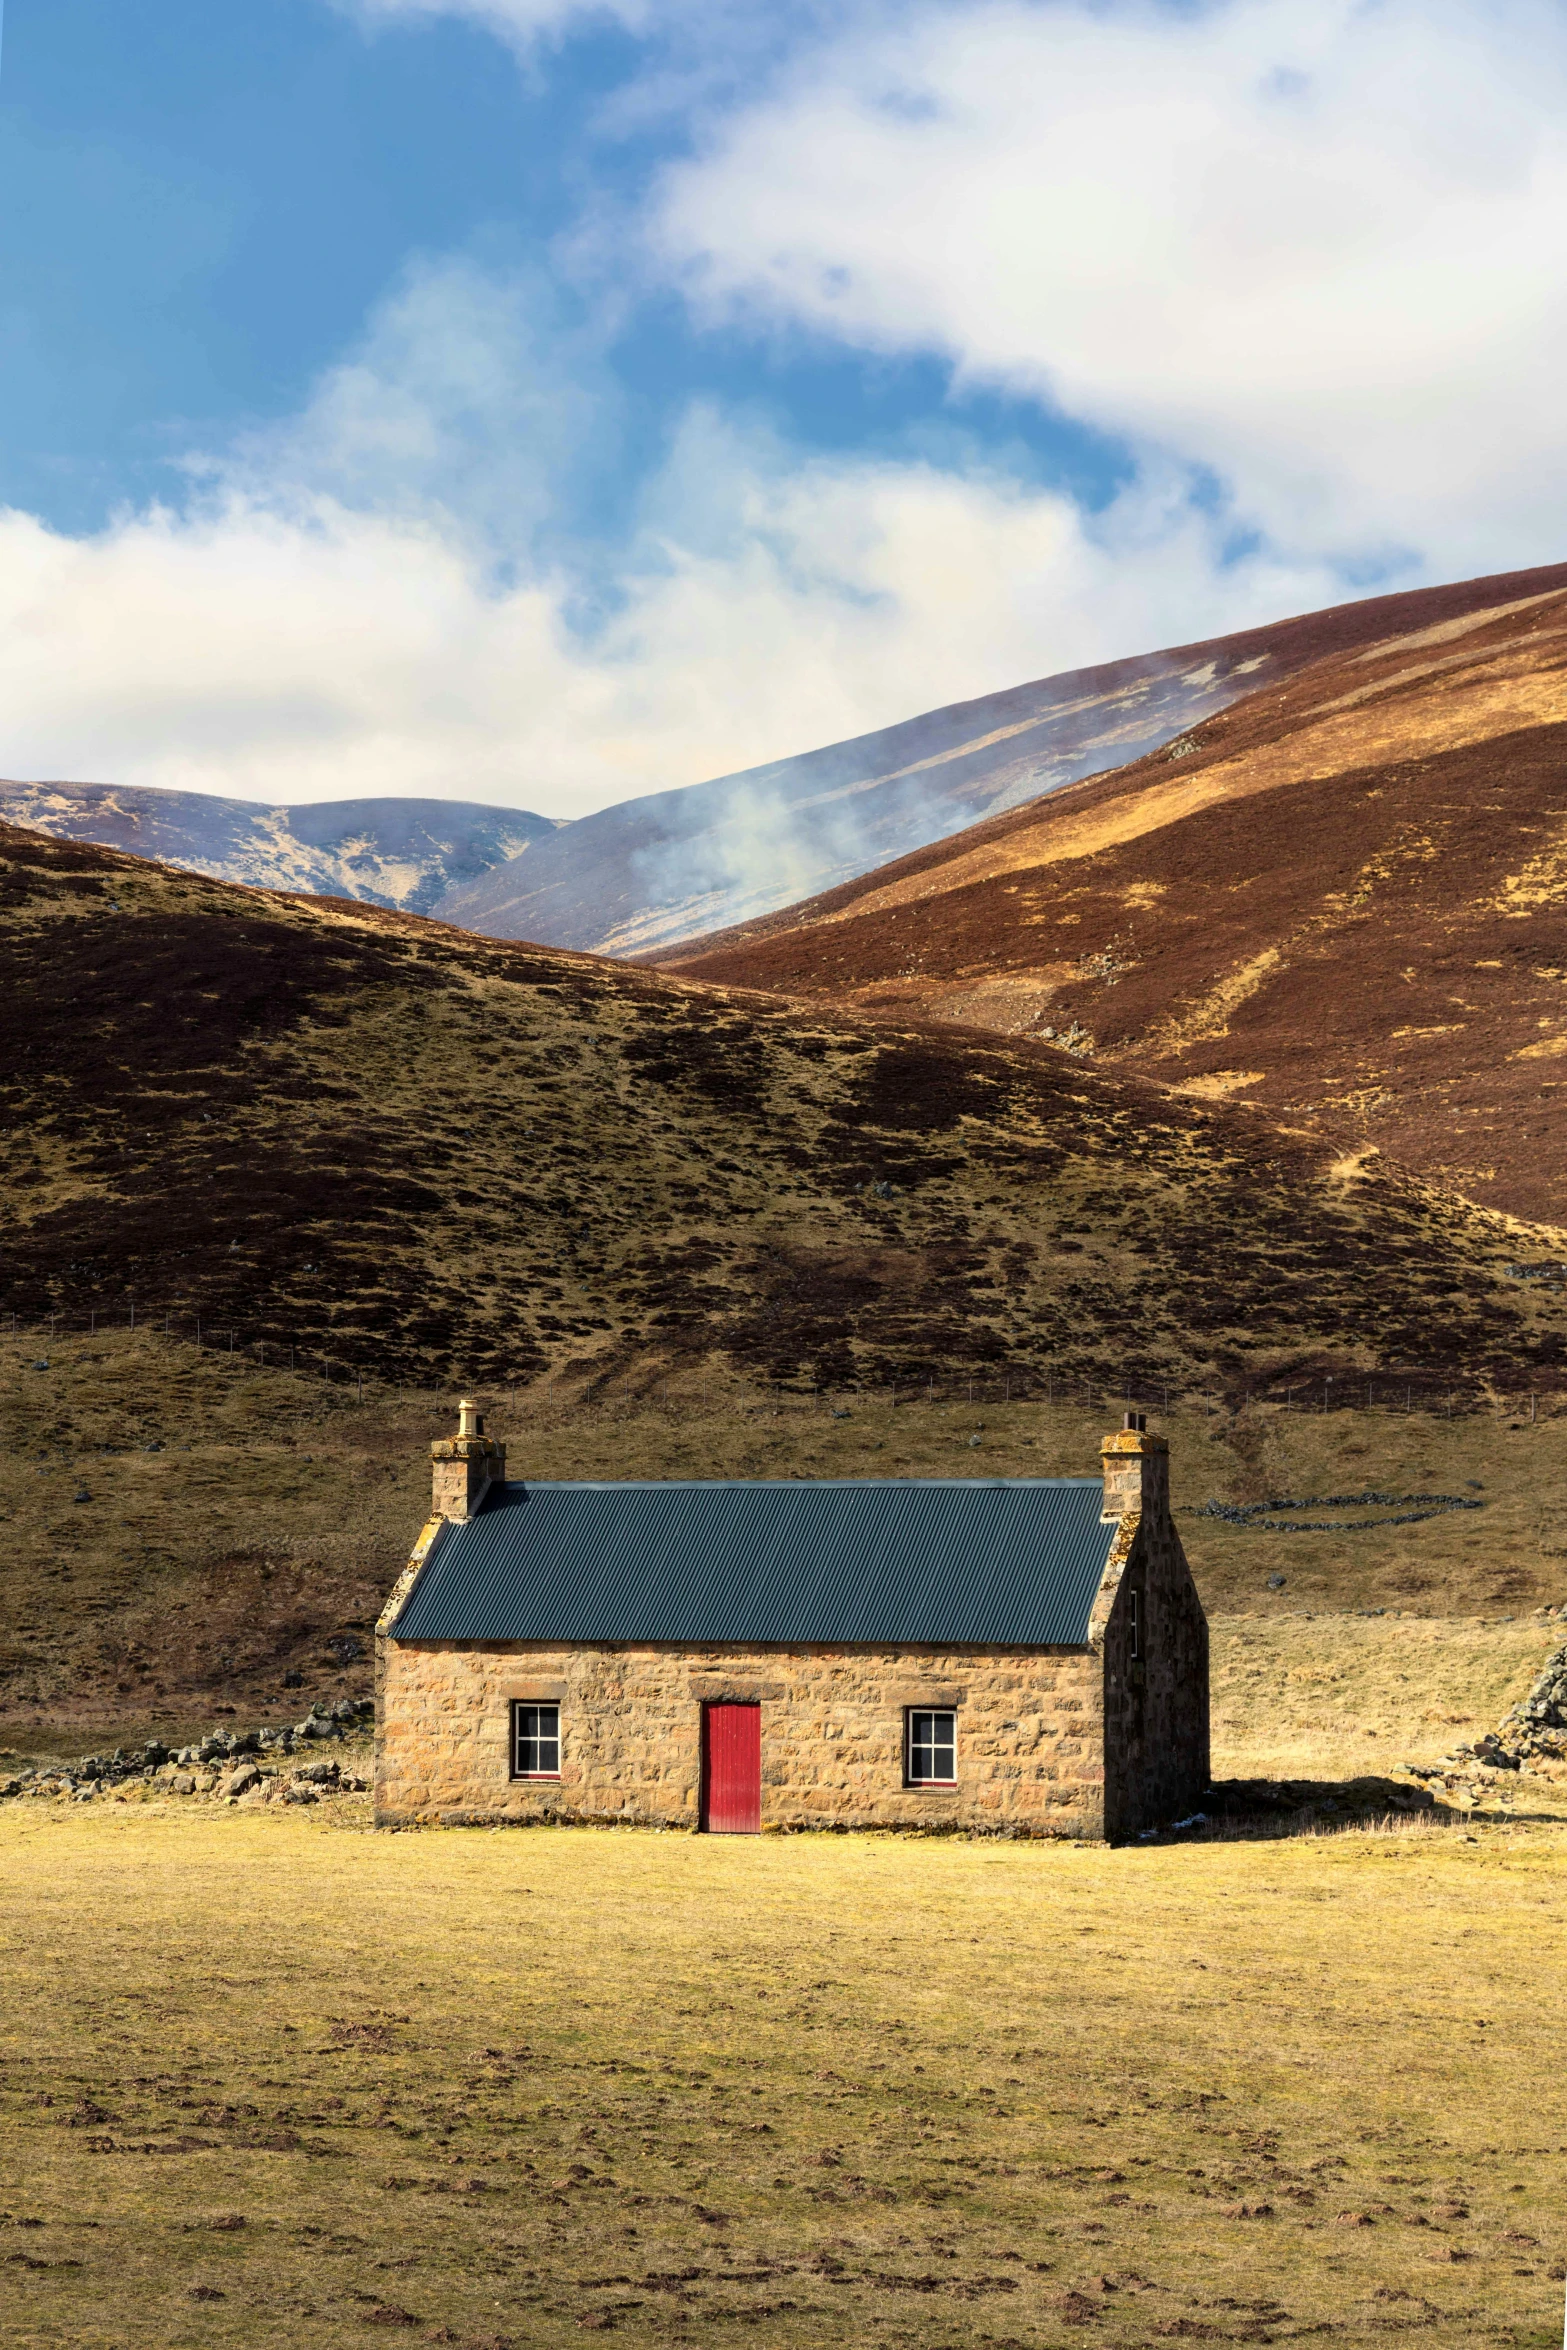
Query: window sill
509,1774,562,1783
907,1781,959,1792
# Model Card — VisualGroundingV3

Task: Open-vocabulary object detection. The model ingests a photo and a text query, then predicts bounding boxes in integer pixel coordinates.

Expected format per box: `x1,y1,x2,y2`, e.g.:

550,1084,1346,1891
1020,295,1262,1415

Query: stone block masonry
374,1642,1109,1837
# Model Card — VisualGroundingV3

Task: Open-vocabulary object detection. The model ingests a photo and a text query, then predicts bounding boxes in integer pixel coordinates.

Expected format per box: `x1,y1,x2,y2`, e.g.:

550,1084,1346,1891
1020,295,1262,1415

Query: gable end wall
1099,1511,1210,1840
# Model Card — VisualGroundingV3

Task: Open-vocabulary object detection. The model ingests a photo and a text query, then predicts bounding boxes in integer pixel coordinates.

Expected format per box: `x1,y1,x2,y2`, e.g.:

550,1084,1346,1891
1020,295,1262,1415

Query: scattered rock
283,1783,319,1806
220,1765,263,1801
187,2285,226,2302
30,1701,376,1805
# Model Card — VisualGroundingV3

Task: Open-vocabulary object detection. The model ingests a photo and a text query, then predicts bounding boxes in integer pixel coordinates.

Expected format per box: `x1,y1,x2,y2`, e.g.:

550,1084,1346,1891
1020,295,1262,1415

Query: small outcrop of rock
1399,1636,1567,1804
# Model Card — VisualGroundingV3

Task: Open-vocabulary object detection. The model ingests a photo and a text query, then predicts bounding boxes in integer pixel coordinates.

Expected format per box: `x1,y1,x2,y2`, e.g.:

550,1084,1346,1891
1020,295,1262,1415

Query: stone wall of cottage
1099,1515,1210,1842
374,1639,1108,1837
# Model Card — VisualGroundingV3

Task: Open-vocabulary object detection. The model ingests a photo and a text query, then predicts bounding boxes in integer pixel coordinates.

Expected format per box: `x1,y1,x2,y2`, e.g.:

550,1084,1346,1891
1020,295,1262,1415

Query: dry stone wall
375,1641,1108,1837
0,1699,374,1806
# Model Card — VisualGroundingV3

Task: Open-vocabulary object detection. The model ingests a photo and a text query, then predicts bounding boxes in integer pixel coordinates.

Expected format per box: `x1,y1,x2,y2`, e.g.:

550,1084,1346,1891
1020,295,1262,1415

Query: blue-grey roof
389,1478,1115,1648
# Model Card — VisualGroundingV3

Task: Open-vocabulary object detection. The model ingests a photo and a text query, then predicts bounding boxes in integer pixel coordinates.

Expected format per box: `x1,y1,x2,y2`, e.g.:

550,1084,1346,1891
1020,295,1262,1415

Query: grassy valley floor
0,1800,1563,2350
3,1327,1566,1753
5,1337,1567,2346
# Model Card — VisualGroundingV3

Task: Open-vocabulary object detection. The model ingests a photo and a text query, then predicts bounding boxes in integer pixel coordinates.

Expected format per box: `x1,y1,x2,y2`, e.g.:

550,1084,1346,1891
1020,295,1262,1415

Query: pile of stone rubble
0,1698,375,1807
1400,1642,1567,1804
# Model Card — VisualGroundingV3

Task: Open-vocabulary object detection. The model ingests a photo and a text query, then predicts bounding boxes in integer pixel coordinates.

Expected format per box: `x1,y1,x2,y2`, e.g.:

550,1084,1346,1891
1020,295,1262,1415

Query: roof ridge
491,1475,1102,1491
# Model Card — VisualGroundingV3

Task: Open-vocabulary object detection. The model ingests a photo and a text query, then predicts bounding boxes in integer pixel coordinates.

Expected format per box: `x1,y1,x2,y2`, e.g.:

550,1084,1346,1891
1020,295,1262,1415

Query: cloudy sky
2,0,1564,816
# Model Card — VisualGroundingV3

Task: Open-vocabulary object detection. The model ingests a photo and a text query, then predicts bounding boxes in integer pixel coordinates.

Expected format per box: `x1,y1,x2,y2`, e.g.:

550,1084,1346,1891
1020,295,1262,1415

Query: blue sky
1,0,1564,815
1,0,1132,533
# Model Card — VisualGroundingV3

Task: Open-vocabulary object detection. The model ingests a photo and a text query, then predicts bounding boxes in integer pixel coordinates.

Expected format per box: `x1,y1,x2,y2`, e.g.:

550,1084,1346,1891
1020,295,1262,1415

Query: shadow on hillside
1147,1774,1565,1841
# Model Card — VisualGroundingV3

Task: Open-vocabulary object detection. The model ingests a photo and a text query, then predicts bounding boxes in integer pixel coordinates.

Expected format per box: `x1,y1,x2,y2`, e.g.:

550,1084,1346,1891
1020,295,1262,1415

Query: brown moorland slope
4,819,1567,1402
435,558,1567,954
660,575,1567,1225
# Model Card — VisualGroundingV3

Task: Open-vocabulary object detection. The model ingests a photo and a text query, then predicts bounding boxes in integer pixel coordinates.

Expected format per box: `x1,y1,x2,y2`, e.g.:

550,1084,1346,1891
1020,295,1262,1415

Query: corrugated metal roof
389,1478,1115,1648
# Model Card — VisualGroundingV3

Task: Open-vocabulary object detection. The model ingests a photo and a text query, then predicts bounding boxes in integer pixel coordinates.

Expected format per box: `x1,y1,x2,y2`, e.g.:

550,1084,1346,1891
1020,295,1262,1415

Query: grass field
3,1326,1564,1753
1,1799,1563,2350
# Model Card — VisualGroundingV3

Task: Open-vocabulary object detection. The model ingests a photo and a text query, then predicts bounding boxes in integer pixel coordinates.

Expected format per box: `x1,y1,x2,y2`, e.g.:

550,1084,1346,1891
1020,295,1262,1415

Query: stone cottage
374,1404,1209,1841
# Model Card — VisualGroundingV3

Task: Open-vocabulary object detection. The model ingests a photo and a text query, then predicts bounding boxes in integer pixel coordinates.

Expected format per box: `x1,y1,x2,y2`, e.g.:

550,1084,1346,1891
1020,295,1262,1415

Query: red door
702,1703,761,1834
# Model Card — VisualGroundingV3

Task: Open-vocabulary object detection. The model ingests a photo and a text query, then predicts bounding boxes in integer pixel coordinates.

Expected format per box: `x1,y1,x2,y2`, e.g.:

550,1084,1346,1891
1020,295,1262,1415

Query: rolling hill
432,560,1567,954
0,780,554,915
7,814,1567,1745
661,571,1567,1228
2,816,1565,1402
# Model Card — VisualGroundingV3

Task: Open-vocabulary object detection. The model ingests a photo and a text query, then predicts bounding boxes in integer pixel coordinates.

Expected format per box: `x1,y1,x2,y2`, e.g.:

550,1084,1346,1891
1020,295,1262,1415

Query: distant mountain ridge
433,637,1274,954
11,560,1567,953
434,564,1567,955
0,781,555,915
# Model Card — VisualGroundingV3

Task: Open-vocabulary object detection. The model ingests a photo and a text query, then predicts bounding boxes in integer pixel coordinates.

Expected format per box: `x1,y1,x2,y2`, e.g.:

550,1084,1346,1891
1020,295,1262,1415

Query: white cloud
0,259,1338,815
651,0,1567,572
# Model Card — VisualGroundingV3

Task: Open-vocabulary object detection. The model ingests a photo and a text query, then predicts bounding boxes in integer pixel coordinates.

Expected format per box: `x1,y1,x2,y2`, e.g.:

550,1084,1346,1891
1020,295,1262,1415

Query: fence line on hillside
1,1300,1559,1424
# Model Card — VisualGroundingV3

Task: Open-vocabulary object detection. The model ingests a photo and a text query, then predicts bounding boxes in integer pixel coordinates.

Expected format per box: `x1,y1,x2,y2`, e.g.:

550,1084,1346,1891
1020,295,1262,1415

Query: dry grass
1211,1616,1558,1783
1,1800,1564,2349
3,1327,1566,1753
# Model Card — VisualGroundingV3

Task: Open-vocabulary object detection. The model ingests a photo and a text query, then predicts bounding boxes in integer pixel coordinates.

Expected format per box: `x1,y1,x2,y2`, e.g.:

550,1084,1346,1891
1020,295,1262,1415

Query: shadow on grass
1145,1775,1567,1841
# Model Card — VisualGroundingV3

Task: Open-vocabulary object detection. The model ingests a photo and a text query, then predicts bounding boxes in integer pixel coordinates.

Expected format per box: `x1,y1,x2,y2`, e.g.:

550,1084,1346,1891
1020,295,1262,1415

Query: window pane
909,1709,956,1783
513,1704,560,1777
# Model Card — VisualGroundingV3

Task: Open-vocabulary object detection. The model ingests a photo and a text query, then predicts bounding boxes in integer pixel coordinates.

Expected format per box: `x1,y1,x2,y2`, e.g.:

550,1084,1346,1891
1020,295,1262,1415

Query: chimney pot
431,1395,506,1522
1101,1414,1169,1522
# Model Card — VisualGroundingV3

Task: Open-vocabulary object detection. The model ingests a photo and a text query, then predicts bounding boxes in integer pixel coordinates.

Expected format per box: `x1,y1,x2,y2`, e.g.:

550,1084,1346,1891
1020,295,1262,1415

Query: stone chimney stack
1101,1410,1169,1524
431,1396,507,1522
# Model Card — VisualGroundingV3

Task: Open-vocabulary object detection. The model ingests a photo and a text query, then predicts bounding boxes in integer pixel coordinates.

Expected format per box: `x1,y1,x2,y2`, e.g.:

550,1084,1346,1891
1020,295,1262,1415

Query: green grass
1,1799,1564,2348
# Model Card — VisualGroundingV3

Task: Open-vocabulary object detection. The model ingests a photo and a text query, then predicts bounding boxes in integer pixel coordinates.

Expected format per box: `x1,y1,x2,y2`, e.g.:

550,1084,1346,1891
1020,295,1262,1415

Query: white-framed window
511,1702,561,1780
907,1708,957,1787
